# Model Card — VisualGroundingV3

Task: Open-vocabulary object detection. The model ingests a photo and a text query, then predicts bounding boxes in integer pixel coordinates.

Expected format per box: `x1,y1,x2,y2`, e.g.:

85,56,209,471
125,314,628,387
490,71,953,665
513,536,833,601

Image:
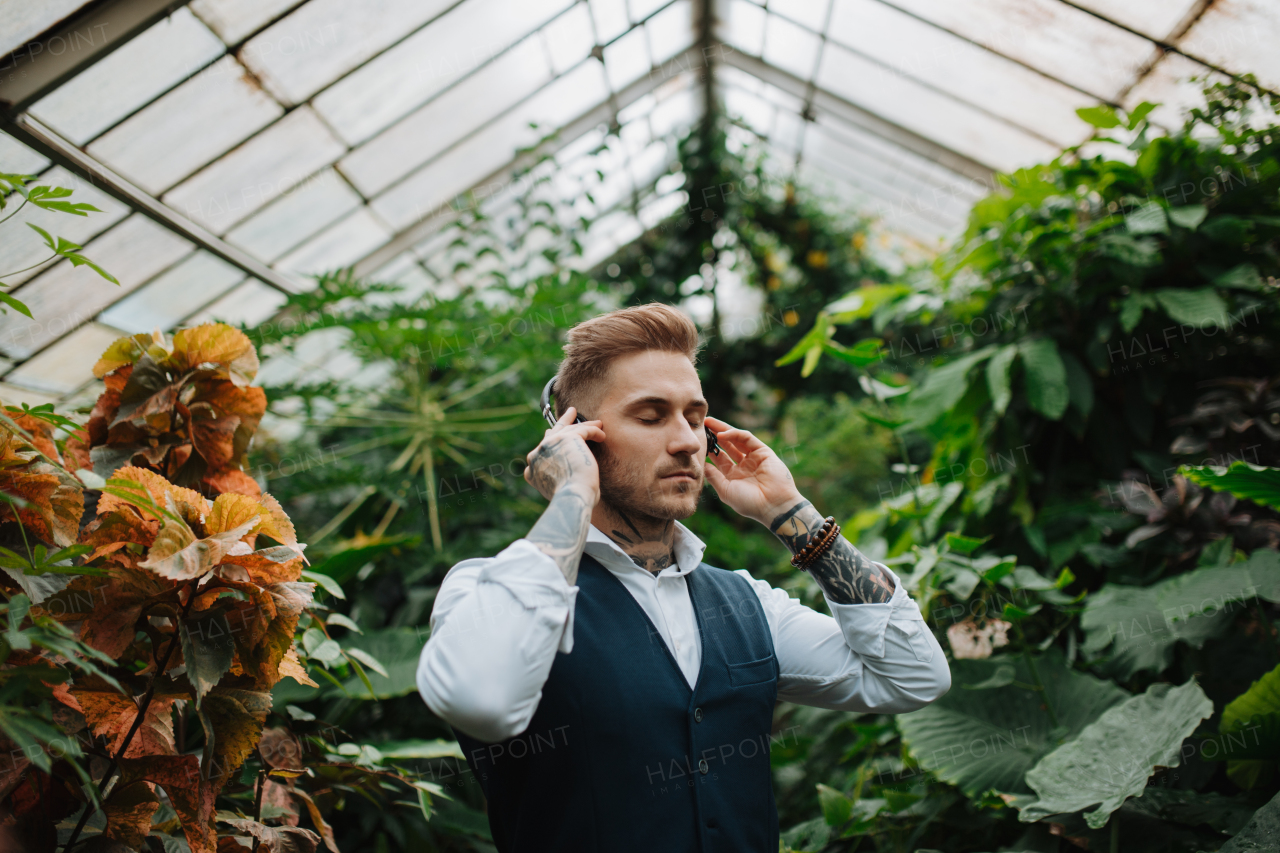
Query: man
416,302,950,852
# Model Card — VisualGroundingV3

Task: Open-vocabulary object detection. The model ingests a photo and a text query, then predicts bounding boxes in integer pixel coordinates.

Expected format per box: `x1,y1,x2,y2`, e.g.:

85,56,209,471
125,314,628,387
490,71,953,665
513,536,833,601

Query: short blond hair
555,302,703,418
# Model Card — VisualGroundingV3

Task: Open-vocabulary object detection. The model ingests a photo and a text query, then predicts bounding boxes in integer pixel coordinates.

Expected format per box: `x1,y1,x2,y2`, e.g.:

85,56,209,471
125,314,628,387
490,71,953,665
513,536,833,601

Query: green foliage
0,171,115,318
773,76,1280,851
1019,680,1213,828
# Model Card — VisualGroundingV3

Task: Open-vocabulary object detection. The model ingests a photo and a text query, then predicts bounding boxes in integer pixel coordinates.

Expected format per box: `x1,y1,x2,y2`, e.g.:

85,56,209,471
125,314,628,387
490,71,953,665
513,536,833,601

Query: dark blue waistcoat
453,552,779,852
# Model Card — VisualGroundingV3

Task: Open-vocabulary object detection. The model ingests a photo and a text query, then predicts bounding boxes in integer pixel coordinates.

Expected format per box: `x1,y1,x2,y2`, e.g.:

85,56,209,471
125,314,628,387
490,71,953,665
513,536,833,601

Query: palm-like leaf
317,361,529,550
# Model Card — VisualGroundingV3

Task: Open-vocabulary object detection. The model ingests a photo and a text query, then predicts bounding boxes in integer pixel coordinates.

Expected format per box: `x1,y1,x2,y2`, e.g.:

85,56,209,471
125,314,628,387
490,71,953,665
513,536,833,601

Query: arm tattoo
527,487,593,585
524,436,597,585
769,500,896,605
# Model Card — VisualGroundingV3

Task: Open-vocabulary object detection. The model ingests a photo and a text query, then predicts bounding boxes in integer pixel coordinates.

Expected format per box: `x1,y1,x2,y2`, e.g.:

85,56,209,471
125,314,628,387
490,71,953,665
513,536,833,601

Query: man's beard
596,447,703,522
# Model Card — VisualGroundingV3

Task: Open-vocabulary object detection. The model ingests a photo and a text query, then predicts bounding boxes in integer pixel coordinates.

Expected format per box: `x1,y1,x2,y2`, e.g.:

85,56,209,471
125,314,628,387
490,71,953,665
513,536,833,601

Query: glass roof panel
0,383,59,408
224,167,363,262
0,0,94,56
604,23,651,90
85,54,284,195
769,0,831,32
761,13,822,80
0,166,130,288
3,322,121,396
591,0,631,43
543,3,597,75
725,86,778,139
28,9,225,146
817,41,1060,172
722,0,765,55
630,0,671,24
804,122,977,228
371,60,610,230
190,279,288,327
163,106,345,234
1178,0,1280,93
883,0,1157,101
1070,0,1201,42
241,0,458,105
0,215,192,359
827,0,1097,148
649,78,699,137
99,251,245,334
275,208,392,280
339,38,553,197
646,0,693,65
312,0,573,146
190,0,306,45
1123,52,1225,133
0,132,50,174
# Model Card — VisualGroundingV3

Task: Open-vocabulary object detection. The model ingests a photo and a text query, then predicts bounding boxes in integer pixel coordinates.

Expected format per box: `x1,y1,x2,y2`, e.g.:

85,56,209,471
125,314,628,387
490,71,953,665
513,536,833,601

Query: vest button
694,707,703,723
698,758,709,775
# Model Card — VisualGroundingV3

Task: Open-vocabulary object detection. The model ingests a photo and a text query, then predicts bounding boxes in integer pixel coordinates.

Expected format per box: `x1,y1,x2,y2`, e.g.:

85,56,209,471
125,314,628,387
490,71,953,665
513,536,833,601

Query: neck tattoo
604,507,677,574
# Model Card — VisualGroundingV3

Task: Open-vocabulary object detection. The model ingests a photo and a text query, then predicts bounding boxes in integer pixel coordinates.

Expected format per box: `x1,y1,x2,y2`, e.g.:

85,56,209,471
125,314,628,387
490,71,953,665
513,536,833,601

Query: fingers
704,416,766,462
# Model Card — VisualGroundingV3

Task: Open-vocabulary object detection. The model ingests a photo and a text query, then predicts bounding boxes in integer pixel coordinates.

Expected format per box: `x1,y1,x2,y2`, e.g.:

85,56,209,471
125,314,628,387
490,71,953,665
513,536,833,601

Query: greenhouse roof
0,0,1274,407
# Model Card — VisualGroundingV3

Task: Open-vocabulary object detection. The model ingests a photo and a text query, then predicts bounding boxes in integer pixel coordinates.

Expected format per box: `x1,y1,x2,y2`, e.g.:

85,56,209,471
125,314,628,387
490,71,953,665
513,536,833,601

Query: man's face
589,349,707,521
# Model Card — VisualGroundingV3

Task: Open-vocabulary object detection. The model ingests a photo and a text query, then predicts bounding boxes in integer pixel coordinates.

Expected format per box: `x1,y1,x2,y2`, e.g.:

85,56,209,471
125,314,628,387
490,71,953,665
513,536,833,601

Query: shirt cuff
477,538,579,654
827,564,924,659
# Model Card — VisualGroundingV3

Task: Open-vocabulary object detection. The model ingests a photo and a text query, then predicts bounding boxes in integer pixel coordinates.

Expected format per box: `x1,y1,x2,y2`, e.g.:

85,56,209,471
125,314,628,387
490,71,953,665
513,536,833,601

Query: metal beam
352,44,709,278
0,0,193,112
720,49,995,184
1,112,302,295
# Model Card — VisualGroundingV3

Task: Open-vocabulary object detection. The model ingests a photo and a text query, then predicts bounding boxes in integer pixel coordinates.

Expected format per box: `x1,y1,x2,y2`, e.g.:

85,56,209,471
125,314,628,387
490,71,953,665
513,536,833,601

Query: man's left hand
702,415,804,526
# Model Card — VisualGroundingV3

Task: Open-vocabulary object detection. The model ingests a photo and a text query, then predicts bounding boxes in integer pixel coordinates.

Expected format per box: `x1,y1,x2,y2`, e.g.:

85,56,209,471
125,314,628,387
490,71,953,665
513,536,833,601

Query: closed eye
639,418,660,424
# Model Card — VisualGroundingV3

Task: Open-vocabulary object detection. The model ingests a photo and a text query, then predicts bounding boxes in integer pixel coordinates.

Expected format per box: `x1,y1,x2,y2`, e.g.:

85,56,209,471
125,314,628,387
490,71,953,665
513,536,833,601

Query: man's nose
670,419,702,455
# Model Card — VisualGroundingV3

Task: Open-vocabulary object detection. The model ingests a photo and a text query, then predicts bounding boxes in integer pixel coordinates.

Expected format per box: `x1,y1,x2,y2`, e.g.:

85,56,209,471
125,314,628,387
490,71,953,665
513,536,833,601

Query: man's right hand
524,406,604,504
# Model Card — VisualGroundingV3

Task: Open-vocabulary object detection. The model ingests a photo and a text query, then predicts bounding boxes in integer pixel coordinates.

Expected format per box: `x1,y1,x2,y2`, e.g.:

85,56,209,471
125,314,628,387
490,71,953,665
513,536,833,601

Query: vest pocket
728,656,776,687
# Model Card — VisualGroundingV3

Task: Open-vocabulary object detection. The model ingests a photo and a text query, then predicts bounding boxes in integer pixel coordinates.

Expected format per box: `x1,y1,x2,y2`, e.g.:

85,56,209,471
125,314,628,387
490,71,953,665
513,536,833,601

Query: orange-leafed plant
0,324,424,853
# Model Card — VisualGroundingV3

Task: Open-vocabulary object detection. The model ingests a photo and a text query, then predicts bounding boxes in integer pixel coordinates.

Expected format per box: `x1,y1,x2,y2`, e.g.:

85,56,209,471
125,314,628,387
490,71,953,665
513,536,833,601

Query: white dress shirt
417,521,951,743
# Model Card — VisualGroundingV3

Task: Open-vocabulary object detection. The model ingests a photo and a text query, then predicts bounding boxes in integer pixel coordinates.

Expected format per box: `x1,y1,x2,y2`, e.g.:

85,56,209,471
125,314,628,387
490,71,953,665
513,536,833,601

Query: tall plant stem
423,450,441,552
250,767,267,853
61,582,197,851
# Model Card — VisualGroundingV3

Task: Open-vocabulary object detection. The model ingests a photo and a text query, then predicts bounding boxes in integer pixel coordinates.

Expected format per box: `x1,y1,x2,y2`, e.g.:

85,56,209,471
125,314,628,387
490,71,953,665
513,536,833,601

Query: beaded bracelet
799,519,841,571
790,516,837,569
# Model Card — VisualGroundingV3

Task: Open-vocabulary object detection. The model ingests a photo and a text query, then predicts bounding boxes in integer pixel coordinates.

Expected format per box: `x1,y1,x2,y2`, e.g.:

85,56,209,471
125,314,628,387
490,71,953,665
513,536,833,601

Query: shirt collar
584,520,707,578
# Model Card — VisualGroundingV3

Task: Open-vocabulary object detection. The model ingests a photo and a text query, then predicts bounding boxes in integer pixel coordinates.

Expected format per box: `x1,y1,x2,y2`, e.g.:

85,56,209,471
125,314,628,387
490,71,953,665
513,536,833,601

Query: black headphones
540,375,721,457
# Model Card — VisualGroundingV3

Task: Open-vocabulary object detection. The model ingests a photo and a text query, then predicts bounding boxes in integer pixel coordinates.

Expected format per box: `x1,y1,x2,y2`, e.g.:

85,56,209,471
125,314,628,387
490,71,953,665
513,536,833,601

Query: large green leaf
1153,288,1229,327
903,346,997,428
1019,339,1068,420
985,344,1018,417
334,627,425,699
1080,548,1280,678
1018,680,1212,829
897,650,1127,797
1215,663,1280,788
1181,462,1280,510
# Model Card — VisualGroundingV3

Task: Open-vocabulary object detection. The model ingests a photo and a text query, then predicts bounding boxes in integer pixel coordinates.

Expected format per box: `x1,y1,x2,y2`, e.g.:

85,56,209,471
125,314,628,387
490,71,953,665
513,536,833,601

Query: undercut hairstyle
554,302,703,420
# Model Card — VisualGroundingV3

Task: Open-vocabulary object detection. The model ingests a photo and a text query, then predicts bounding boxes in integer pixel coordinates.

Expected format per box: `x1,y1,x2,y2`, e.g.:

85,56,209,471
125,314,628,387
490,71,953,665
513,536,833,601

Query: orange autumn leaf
218,547,305,584
171,324,259,387
278,646,317,688
0,434,84,547
100,466,211,524
254,493,305,561
74,687,177,758
118,754,218,853
206,492,262,538
103,781,161,850
139,515,257,581
203,467,261,498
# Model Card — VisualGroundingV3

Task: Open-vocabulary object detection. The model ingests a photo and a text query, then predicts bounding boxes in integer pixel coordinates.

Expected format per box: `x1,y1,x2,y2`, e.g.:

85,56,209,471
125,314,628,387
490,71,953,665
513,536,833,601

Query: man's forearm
768,499,896,604
527,487,593,585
